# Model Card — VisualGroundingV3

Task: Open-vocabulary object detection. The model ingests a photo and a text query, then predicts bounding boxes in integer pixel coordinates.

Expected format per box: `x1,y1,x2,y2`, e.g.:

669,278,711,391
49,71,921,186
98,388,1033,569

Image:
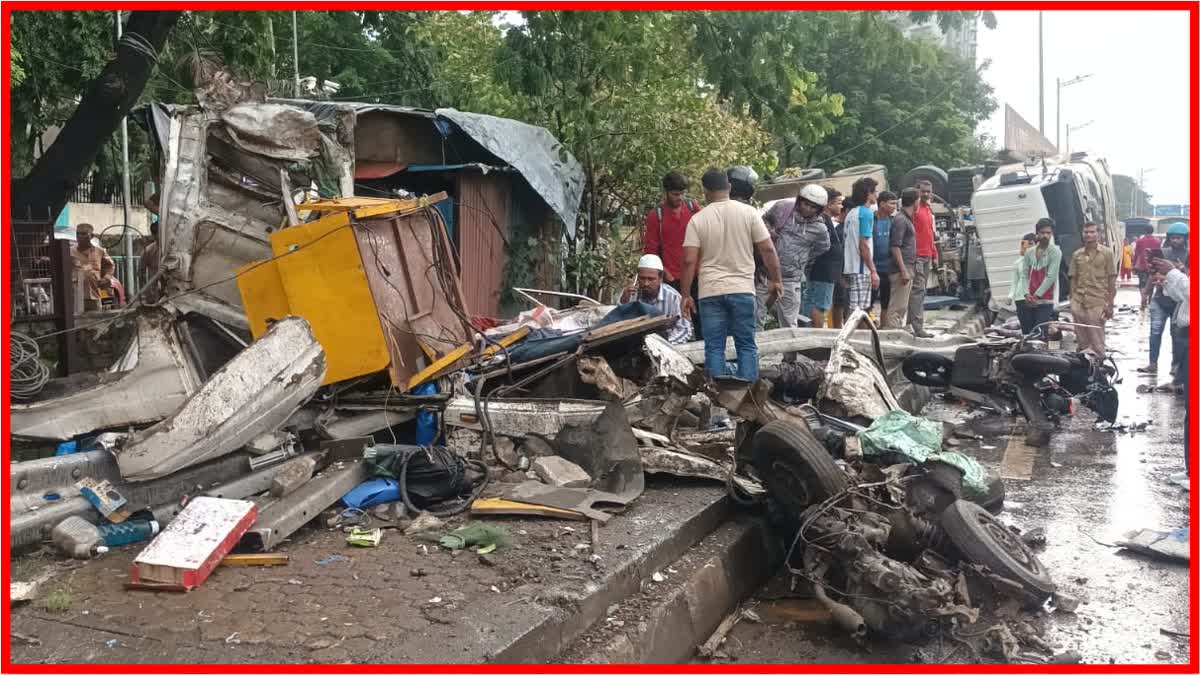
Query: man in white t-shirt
680,168,783,381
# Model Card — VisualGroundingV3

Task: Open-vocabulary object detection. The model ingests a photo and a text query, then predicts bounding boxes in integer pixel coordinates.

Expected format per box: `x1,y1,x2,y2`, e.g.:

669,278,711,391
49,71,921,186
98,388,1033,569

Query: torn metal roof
434,108,584,235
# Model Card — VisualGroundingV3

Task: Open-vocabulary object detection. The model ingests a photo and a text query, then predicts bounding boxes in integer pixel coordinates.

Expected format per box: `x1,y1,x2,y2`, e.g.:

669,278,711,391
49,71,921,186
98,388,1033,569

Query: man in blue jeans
680,168,783,381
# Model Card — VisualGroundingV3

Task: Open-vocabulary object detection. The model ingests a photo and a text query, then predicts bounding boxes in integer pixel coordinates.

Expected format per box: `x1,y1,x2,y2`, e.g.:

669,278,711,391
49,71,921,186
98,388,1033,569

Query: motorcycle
901,321,1120,445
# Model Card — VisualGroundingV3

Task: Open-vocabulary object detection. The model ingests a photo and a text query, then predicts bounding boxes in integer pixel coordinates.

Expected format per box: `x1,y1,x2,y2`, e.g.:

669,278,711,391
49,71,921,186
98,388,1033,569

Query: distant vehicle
1122,216,1189,238
969,152,1120,308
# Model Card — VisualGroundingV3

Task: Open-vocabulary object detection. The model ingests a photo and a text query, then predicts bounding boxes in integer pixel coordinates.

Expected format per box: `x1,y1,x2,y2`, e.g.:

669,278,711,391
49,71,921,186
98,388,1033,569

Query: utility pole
116,11,136,296
1056,73,1093,153
292,11,300,98
1137,168,1156,217
1038,12,1045,135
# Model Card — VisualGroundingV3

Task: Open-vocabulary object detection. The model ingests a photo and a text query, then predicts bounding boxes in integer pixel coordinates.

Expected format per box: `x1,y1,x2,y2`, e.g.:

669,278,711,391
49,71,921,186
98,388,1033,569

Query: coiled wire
10,331,50,400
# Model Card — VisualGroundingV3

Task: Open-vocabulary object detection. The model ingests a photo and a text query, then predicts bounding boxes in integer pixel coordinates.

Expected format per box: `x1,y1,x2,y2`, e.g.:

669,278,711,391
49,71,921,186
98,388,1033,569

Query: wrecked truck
10,93,587,553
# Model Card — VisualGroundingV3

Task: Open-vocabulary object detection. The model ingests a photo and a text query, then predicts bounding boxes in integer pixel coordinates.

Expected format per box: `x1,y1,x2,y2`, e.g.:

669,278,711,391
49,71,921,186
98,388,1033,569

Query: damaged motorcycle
900,321,1119,445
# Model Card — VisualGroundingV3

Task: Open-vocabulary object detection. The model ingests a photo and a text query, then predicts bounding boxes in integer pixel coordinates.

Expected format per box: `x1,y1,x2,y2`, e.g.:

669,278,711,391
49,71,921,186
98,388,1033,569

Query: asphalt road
708,287,1193,666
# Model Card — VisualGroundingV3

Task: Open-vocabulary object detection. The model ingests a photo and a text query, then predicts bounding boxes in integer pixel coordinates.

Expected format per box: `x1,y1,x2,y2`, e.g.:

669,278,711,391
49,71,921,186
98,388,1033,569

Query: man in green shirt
1014,218,1062,336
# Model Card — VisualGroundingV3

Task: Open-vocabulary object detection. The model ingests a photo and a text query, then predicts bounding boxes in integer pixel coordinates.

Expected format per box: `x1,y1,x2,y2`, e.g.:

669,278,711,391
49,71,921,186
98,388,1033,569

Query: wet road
711,287,1194,665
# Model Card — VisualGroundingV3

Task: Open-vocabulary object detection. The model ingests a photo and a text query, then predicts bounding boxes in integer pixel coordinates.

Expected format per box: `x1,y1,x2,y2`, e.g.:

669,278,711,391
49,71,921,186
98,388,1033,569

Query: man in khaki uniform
1068,222,1117,355
71,222,116,312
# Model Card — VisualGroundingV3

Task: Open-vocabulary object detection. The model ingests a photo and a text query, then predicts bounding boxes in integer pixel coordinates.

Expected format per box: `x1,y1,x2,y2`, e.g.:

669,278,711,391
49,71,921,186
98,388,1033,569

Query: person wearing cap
71,222,116,312
757,183,830,329
620,253,692,345
681,168,783,381
803,188,844,328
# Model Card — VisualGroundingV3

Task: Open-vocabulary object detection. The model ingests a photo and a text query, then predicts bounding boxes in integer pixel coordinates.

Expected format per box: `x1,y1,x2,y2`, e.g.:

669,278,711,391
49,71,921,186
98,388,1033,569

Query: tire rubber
752,419,848,522
902,352,955,387
941,500,1056,600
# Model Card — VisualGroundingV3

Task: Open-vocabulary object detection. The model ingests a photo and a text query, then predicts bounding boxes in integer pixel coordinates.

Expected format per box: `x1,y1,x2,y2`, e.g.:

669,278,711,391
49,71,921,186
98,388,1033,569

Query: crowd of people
637,169,1190,491
634,167,943,377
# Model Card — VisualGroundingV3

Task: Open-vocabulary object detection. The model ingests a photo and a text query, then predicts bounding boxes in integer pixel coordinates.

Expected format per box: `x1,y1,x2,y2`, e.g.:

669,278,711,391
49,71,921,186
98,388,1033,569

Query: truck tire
833,164,887,177
941,500,1055,602
752,420,848,522
902,353,955,387
900,165,950,200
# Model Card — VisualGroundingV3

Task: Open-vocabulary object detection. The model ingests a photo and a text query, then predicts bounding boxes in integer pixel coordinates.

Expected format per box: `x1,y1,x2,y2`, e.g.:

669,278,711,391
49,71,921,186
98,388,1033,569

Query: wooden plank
999,424,1036,481
469,497,588,521
220,553,290,567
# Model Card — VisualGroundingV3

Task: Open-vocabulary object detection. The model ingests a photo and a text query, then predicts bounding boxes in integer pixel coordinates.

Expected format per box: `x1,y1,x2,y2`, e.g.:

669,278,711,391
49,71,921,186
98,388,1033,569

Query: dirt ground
9,478,726,664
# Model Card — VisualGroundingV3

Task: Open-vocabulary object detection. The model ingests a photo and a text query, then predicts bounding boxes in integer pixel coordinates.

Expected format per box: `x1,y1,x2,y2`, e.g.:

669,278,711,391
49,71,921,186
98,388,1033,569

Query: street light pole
1055,74,1093,153
1038,12,1045,135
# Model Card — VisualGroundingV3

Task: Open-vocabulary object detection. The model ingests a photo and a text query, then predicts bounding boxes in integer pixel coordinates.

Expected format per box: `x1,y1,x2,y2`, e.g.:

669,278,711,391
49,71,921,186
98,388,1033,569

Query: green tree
1112,174,1154,220
789,12,997,178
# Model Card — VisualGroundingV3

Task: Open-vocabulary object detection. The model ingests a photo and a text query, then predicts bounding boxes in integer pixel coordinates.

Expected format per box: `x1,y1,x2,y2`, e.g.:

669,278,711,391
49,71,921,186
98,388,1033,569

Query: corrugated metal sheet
456,173,510,318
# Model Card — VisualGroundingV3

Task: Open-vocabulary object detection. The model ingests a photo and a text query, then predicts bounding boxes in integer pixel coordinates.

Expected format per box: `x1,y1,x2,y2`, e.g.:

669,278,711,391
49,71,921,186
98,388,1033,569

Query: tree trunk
10,11,181,221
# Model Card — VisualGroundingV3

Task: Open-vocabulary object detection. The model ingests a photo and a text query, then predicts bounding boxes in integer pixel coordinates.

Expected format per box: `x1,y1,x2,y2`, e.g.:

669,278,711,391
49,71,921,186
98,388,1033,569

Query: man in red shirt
643,170,701,336
906,179,940,337
1132,230,1162,308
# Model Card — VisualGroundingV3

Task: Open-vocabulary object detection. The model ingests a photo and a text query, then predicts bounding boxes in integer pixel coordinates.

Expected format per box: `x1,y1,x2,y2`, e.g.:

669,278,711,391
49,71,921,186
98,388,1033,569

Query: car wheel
902,353,955,387
941,500,1055,602
752,419,848,523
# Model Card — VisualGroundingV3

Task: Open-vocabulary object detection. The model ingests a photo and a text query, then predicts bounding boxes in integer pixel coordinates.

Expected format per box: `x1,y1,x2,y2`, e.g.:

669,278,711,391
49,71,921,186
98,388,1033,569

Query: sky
975,10,1192,206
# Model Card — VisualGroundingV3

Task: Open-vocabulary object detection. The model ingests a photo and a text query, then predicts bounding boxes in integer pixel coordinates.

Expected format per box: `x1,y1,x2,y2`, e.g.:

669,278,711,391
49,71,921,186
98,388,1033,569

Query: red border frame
2,2,1197,673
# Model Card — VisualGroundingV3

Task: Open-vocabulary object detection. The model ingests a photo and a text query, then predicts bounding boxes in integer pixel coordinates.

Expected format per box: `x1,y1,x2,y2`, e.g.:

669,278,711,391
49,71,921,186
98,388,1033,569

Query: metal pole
1038,12,1045,135
292,11,300,97
1055,78,1061,152
116,11,136,297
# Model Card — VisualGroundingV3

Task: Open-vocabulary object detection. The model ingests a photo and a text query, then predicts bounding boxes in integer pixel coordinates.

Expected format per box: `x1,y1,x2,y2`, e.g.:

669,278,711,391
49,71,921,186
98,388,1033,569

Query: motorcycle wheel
941,500,1056,603
752,420,848,522
901,353,955,387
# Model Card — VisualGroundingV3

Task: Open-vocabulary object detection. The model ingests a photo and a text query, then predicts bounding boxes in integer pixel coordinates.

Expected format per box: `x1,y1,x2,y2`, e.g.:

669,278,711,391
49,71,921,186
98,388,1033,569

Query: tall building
890,13,979,64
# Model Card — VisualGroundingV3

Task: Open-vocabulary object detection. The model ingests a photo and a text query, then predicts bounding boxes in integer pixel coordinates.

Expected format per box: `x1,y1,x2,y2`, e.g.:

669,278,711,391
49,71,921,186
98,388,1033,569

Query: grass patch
45,588,73,614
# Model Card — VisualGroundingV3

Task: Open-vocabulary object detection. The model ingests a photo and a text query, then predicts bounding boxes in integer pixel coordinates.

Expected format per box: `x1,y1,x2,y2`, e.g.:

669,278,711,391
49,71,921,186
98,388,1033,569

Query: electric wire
10,331,51,400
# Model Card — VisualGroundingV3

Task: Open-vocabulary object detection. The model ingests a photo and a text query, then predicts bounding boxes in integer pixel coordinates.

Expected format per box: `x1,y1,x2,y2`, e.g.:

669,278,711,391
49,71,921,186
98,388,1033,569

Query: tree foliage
1112,174,1154,220
10,9,998,289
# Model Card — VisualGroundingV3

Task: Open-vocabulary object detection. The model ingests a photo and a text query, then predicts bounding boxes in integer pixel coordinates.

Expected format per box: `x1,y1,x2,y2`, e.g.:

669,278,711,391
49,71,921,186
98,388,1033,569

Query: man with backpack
643,171,702,336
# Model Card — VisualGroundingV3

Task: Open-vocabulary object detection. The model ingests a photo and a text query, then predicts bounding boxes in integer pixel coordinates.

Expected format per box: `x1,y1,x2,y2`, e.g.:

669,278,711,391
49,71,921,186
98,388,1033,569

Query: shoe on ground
1169,475,1191,490
1137,365,1157,374
912,329,934,339
1168,471,1189,482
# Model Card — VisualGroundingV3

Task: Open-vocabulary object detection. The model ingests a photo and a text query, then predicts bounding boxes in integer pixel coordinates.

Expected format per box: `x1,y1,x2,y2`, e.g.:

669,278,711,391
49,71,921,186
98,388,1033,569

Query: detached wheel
902,353,954,387
941,500,1055,602
752,420,848,522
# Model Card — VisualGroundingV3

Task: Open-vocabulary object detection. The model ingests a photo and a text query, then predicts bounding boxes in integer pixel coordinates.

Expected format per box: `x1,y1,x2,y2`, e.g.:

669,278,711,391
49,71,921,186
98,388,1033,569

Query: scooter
901,321,1119,445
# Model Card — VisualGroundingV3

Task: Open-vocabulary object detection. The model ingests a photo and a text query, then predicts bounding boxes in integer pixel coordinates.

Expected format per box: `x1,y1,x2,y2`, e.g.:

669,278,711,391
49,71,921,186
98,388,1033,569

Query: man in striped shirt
620,254,693,344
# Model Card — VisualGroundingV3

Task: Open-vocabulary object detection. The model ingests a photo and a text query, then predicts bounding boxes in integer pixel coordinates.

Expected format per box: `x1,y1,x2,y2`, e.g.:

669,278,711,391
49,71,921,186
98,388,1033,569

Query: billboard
1153,204,1189,217
1003,104,1057,157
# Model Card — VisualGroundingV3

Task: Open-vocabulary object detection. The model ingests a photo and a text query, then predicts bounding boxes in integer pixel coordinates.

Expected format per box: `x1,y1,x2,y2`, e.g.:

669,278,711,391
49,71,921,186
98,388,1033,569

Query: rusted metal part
241,459,370,551
9,312,202,441
114,317,326,482
457,172,510,318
